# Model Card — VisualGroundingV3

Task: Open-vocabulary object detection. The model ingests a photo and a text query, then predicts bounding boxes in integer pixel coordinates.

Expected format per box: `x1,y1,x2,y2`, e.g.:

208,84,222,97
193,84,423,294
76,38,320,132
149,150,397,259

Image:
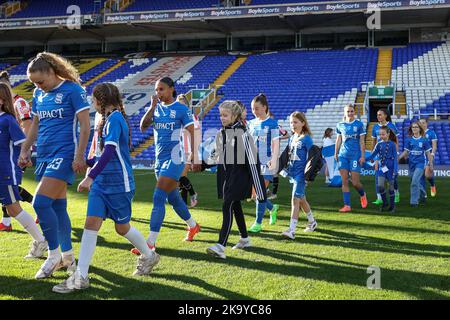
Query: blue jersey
404,136,431,168
286,134,313,178
31,81,90,161
336,119,366,158
366,140,398,172
424,129,438,148
248,116,279,161
371,122,399,142
152,101,193,162
0,113,26,185
91,111,135,194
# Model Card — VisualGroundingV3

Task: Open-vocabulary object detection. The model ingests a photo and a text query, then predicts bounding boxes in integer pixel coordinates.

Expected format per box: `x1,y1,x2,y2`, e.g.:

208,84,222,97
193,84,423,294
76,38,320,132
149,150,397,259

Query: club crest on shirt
353,126,357,132
419,142,423,148
170,110,176,119
55,93,64,104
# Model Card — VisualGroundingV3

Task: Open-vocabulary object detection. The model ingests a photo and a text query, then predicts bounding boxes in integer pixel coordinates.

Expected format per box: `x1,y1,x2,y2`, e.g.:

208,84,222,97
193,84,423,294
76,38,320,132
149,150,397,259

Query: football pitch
0,170,449,300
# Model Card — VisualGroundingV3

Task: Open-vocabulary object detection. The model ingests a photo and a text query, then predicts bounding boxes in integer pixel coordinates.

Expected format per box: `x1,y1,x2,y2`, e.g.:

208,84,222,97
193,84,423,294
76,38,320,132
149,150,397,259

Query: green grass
0,170,449,300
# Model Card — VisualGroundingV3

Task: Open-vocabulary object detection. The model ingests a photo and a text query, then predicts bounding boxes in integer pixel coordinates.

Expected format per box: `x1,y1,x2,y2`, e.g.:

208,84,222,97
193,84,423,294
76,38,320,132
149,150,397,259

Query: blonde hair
27,52,81,84
219,100,242,123
177,94,189,107
343,104,355,122
290,111,312,136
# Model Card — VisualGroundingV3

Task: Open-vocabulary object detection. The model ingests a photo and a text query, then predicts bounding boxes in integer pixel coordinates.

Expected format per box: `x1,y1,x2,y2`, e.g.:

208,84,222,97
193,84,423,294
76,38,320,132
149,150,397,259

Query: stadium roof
0,7,449,45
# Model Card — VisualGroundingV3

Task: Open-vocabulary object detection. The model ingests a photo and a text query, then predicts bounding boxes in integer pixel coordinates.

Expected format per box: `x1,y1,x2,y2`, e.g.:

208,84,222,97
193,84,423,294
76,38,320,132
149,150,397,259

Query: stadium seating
4,62,28,86
202,49,377,139
391,42,450,165
392,42,450,114
125,0,220,12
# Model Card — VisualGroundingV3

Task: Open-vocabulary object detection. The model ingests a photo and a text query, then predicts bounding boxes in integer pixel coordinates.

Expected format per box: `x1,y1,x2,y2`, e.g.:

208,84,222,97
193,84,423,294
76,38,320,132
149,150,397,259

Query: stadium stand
390,42,450,165
9,0,100,18
202,49,377,141
1,45,448,164
3,0,354,18
392,42,450,118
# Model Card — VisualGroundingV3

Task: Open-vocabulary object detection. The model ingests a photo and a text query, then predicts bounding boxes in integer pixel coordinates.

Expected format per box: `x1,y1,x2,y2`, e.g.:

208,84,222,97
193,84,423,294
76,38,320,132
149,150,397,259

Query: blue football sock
53,198,72,252
357,188,365,197
33,195,58,250
255,200,267,224
150,188,168,233
167,189,191,221
427,177,435,187
266,199,273,211
343,192,351,206
381,192,387,205
389,191,395,209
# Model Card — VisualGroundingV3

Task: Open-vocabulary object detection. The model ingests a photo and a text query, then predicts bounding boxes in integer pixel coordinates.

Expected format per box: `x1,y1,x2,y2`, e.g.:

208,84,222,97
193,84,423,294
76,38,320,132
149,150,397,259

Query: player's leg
350,171,367,209
160,161,200,241
338,157,352,211
387,179,396,212
146,176,171,247
373,170,383,205
1,186,47,258
410,166,422,206
394,175,400,203
53,216,103,293
179,175,198,207
53,194,76,274
250,179,277,232
207,199,233,259
18,186,38,224
180,187,188,205
165,179,200,241
377,176,388,211
18,186,34,203
179,165,190,205
425,165,436,197
32,177,67,279
282,193,300,240
0,206,12,231
300,197,317,232
231,201,251,249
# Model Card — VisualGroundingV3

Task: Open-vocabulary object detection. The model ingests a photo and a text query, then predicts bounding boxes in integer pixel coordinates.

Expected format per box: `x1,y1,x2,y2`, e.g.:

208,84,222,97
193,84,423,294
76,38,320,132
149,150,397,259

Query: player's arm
21,119,32,136
334,134,342,161
140,94,158,132
359,131,366,165
431,139,437,157
73,109,90,173
19,116,38,166
425,149,433,168
366,143,378,163
398,149,408,161
270,127,280,163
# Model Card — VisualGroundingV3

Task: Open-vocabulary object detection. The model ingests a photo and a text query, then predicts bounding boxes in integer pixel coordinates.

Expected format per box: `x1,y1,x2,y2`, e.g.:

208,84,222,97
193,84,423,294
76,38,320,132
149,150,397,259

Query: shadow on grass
157,247,450,300
0,265,251,300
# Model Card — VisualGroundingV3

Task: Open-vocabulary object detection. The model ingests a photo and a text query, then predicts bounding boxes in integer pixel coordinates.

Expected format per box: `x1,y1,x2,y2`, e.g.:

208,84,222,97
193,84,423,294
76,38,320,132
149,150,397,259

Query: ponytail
27,52,81,84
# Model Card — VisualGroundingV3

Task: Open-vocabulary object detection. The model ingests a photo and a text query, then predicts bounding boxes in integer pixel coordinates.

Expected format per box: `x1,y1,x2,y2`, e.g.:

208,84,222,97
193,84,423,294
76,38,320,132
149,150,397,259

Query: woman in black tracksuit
202,100,266,259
